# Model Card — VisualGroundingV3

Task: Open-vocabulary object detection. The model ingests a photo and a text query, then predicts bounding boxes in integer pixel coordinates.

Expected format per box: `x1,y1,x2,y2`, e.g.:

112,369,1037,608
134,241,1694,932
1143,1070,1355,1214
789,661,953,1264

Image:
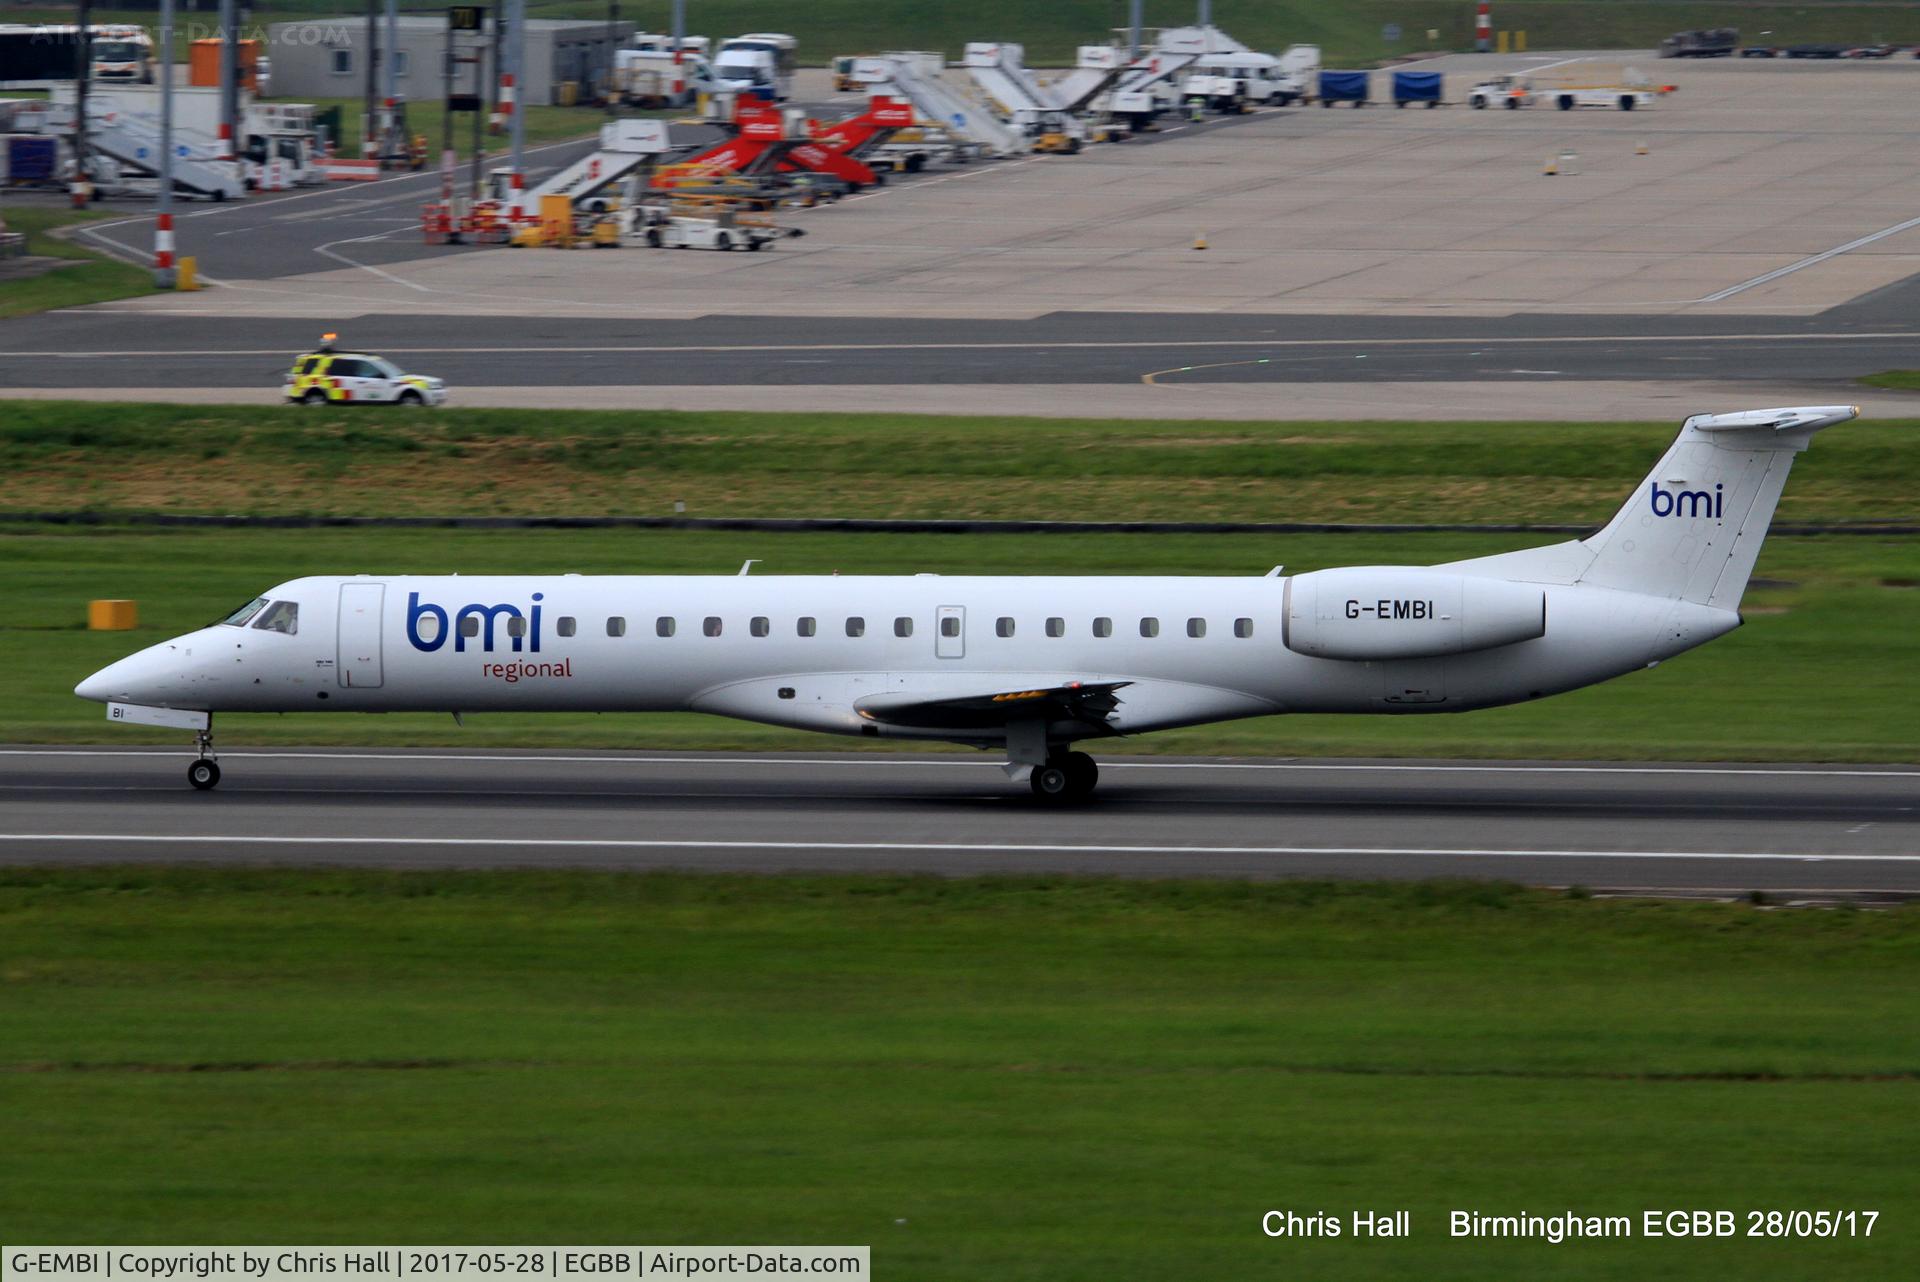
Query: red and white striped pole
494,70,515,135
154,211,175,275
1476,2,1492,53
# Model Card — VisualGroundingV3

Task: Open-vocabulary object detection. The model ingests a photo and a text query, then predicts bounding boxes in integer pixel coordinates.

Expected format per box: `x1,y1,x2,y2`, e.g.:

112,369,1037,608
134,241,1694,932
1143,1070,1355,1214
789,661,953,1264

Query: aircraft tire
1030,762,1072,801
1063,752,1099,797
188,760,221,791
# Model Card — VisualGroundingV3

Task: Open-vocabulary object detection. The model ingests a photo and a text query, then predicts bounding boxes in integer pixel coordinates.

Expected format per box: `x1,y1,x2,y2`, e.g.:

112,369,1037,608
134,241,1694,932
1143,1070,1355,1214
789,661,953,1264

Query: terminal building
264,16,633,105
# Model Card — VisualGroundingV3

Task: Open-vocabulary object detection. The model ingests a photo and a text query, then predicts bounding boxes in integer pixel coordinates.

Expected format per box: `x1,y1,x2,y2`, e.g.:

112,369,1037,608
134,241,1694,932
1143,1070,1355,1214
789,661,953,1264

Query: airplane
75,405,1857,799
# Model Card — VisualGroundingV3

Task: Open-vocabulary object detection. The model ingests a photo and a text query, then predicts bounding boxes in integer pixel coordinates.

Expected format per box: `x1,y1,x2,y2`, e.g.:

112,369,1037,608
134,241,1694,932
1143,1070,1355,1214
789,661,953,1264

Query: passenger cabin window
751,616,770,637
1187,617,1206,639
1140,618,1160,638
506,616,527,639
940,616,960,638
655,617,674,637
557,616,577,637
704,616,723,637
1046,617,1064,638
252,601,299,635
846,616,866,638
1235,617,1254,638
797,616,816,637
460,615,480,638
1093,617,1112,638
996,617,1015,638
221,596,268,627
607,616,627,637
894,617,913,638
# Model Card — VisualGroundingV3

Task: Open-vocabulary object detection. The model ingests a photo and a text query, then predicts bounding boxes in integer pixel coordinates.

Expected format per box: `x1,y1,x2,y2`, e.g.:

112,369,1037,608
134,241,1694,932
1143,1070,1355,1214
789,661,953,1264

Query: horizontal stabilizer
857,680,1131,730
1685,405,1858,434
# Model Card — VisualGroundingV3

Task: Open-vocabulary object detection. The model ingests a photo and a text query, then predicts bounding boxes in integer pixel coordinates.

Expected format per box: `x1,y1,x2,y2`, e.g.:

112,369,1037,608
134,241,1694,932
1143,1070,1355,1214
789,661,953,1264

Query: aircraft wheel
1063,751,1099,797
1029,762,1072,801
187,759,221,791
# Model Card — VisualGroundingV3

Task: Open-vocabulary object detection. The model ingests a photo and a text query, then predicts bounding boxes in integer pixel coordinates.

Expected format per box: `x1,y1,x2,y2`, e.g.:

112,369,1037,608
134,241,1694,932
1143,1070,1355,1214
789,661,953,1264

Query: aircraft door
337,582,385,688
935,605,965,659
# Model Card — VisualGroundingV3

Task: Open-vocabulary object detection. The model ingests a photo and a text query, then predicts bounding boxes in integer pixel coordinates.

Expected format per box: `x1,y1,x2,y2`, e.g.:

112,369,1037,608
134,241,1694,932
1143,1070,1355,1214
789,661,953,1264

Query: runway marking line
3,332,1917,360
2,749,1915,779
0,834,1910,862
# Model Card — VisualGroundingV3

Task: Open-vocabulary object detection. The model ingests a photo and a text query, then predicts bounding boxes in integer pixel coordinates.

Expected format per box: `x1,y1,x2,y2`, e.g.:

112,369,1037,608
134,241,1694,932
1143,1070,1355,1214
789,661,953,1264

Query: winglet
1685,405,1858,434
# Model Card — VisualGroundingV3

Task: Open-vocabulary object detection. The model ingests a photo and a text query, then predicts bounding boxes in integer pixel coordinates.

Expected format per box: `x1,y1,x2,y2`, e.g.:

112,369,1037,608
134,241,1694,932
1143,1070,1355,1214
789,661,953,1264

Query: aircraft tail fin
1446,406,1856,608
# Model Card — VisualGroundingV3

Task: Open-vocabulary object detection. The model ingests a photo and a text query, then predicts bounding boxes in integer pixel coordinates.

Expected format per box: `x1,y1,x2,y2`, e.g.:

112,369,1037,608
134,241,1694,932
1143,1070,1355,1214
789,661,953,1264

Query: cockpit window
220,597,268,626
252,601,299,635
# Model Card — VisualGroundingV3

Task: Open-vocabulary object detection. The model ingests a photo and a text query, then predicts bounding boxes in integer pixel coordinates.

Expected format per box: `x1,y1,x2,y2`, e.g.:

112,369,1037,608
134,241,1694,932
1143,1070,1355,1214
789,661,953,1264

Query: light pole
155,0,175,287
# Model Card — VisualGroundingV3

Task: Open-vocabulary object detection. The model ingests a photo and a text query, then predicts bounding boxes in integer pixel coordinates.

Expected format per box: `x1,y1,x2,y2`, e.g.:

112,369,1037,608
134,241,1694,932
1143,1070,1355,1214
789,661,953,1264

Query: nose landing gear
187,726,221,791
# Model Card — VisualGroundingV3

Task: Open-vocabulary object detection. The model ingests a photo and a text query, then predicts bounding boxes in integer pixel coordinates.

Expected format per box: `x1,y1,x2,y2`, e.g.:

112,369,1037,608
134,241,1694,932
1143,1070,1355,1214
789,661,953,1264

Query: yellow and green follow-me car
283,350,449,406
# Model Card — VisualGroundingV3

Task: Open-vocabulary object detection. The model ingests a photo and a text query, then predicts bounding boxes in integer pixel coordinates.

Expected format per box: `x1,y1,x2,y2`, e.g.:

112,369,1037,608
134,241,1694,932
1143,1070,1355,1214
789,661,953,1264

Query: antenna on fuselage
738,560,760,575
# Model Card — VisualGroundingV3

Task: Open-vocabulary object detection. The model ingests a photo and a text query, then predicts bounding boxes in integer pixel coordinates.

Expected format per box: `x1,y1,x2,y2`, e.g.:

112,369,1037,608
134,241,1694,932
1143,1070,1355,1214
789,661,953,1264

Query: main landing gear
187,725,221,791
1029,750,1098,802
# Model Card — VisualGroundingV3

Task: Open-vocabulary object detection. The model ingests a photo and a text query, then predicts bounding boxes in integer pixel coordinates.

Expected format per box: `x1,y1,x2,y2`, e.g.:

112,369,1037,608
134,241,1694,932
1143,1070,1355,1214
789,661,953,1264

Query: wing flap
856,680,1132,730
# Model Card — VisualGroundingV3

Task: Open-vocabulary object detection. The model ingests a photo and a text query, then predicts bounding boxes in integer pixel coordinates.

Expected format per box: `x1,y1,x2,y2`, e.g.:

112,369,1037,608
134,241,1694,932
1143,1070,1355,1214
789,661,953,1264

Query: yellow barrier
88,600,138,631
1496,31,1510,55
175,255,200,291
540,193,573,248
1517,30,1528,53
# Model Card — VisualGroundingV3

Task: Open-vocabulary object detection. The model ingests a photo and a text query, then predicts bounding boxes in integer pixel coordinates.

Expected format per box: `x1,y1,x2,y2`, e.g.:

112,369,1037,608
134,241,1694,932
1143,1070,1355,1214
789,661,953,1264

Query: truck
715,33,797,102
0,23,153,88
1660,28,1739,58
1178,48,1311,111
614,48,715,107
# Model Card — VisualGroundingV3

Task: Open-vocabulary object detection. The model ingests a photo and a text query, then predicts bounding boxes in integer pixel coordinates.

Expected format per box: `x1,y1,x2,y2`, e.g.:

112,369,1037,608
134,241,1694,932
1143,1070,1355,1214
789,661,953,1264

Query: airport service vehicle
1179,50,1309,110
0,23,152,87
1469,75,1534,109
1318,69,1370,107
1391,70,1443,108
630,201,783,251
716,33,796,102
1660,28,1739,58
283,339,448,406
1545,76,1657,111
80,406,1859,798
614,49,715,107
629,32,711,57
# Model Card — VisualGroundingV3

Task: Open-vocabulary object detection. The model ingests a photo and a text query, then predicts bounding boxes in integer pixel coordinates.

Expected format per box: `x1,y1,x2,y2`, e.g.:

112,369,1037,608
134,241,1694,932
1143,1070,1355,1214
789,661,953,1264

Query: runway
3,748,1915,894
3,311,1918,389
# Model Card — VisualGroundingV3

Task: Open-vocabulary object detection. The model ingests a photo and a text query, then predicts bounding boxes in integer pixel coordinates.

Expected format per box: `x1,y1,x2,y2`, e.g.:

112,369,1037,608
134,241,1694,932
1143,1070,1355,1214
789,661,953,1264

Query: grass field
13,2,1920,66
0,204,156,317
1862,370,1920,392
5,402,1916,525
10,523,1918,759
2,869,1915,1275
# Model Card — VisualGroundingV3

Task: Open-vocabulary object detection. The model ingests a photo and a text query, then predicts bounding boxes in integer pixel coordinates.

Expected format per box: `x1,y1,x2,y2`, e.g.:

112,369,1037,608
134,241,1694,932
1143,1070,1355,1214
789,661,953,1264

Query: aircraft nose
75,645,177,704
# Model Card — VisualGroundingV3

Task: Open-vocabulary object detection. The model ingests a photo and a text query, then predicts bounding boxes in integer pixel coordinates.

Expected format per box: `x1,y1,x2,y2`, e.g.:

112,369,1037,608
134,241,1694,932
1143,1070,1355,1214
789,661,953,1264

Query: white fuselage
75,571,1735,745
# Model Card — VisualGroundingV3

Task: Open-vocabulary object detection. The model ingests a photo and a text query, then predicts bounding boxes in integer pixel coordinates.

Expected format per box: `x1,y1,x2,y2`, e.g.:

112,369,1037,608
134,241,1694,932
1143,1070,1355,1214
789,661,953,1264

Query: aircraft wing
855,680,1132,731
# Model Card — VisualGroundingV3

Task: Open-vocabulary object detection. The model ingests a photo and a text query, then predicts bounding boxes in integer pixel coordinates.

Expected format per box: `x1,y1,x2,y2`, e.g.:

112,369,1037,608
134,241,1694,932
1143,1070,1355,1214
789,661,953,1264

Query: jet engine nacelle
1283,568,1546,661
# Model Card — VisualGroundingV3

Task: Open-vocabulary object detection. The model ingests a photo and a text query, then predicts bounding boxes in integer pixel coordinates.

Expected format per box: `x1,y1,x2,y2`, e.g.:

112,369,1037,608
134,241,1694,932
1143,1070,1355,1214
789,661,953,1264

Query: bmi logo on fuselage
1651,481,1725,519
407,591,543,653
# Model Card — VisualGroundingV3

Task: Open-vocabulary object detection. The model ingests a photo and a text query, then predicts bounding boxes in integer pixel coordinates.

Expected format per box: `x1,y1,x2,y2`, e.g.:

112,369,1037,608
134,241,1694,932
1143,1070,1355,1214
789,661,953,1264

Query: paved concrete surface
6,311,1920,380
2,749,1915,893
60,53,1920,321
5,379,1913,421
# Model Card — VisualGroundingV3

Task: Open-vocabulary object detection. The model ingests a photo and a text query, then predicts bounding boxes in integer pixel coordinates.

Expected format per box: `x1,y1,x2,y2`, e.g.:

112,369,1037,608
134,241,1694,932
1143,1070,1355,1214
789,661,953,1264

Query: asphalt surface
3,748,1916,894
4,310,1919,389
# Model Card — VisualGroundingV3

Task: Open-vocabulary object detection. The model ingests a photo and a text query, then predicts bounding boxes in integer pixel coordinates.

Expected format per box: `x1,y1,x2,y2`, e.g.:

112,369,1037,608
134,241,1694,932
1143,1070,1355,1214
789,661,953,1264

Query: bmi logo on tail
1650,481,1724,520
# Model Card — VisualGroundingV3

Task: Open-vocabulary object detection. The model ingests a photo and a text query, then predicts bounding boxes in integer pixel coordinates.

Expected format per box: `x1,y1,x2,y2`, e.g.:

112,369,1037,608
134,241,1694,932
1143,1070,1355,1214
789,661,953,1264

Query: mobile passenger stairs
47,99,243,200
850,52,1030,157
